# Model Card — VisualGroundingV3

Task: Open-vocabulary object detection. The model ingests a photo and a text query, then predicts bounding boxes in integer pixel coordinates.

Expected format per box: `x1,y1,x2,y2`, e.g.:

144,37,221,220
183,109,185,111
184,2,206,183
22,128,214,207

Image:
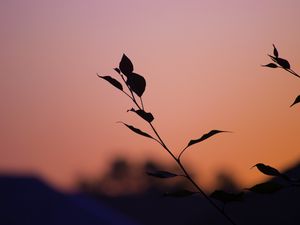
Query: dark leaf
128,108,154,122
276,58,291,69
290,95,300,107
210,190,244,204
119,54,134,76
262,63,278,68
187,130,229,148
97,74,123,91
247,182,284,194
126,72,146,97
269,55,290,69
273,44,279,58
114,68,121,74
119,122,153,139
147,170,178,178
164,189,197,197
251,163,281,177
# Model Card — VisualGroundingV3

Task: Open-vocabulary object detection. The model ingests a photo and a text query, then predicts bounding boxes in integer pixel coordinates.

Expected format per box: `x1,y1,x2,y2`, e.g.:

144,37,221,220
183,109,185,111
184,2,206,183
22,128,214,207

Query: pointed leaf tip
187,130,229,148
119,54,134,76
97,74,123,91
273,44,279,58
290,95,300,107
146,170,178,178
262,63,278,68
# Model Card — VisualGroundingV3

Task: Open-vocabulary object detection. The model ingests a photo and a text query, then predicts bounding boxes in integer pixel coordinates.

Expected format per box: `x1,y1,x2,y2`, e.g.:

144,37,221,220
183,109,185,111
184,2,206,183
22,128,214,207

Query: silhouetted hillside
0,175,140,225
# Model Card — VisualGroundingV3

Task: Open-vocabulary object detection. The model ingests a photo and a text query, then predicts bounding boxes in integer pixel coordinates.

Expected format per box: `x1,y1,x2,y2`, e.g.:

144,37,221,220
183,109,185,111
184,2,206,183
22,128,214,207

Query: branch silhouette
98,54,238,225
262,44,300,107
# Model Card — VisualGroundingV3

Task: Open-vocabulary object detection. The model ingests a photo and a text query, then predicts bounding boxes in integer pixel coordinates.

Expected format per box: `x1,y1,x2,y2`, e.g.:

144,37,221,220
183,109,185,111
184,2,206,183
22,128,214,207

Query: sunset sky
1,0,300,191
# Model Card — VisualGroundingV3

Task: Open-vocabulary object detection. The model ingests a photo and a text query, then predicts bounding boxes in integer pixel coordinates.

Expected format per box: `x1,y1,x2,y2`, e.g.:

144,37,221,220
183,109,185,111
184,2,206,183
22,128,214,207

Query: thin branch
119,73,138,104
283,68,300,79
146,121,237,225
178,160,238,225
140,97,145,110
178,146,189,161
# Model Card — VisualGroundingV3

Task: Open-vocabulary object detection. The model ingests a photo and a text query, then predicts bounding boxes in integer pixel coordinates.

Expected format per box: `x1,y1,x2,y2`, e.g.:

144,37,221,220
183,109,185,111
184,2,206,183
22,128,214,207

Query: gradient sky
1,0,300,191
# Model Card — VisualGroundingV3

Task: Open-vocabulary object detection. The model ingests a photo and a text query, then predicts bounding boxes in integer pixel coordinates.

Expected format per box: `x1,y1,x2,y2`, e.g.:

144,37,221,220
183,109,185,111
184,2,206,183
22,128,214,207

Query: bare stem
284,68,300,78
177,159,238,225
140,97,145,110
178,146,188,161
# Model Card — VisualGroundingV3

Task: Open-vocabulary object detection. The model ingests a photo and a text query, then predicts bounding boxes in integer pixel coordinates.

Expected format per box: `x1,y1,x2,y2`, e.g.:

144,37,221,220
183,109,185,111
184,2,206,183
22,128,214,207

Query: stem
117,71,238,225
178,146,188,161
284,68,300,78
148,122,178,161
120,73,138,103
177,159,237,225
147,121,237,225
140,97,145,110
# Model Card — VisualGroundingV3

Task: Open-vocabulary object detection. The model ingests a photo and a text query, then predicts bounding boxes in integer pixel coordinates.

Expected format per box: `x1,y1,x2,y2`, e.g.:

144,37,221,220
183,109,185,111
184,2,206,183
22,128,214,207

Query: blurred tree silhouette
78,157,190,197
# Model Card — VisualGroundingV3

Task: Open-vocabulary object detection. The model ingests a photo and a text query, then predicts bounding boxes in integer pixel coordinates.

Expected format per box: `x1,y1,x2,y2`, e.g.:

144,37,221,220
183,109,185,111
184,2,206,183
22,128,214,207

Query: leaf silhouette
119,54,134,76
187,130,228,148
273,44,279,58
210,190,244,204
247,181,284,194
147,170,178,178
97,74,123,91
164,189,197,197
290,95,300,107
269,55,290,69
128,108,154,122
119,122,153,139
251,163,281,177
276,58,291,69
262,63,278,68
126,72,146,97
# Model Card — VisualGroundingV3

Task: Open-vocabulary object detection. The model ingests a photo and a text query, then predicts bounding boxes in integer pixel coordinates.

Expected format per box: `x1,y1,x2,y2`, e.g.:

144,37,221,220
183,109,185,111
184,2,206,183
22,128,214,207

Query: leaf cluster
262,44,300,107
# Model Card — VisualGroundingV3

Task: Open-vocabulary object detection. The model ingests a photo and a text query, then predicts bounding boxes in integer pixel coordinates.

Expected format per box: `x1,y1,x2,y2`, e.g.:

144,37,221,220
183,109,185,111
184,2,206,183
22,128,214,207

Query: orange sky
1,0,300,191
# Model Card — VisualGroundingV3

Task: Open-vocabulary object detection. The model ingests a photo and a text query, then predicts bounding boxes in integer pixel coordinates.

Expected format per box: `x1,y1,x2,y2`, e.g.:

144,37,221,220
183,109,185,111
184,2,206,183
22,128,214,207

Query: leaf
146,170,178,178
119,122,153,139
187,130,229,148
126,72,146,97
128,108,154,122
290,95,300,107
210,190,244,204
269,55,290,69
276,58,291,69
119,54,134,76
273,44,279,58
97,74,123,91
251,163,281,177
164,189,197,197
247,182,284,194
262,63,278,68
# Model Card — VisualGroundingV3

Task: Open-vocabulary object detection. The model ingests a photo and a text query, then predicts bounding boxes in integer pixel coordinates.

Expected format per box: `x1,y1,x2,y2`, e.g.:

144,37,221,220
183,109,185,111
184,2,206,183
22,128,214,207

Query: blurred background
1,0,300,224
